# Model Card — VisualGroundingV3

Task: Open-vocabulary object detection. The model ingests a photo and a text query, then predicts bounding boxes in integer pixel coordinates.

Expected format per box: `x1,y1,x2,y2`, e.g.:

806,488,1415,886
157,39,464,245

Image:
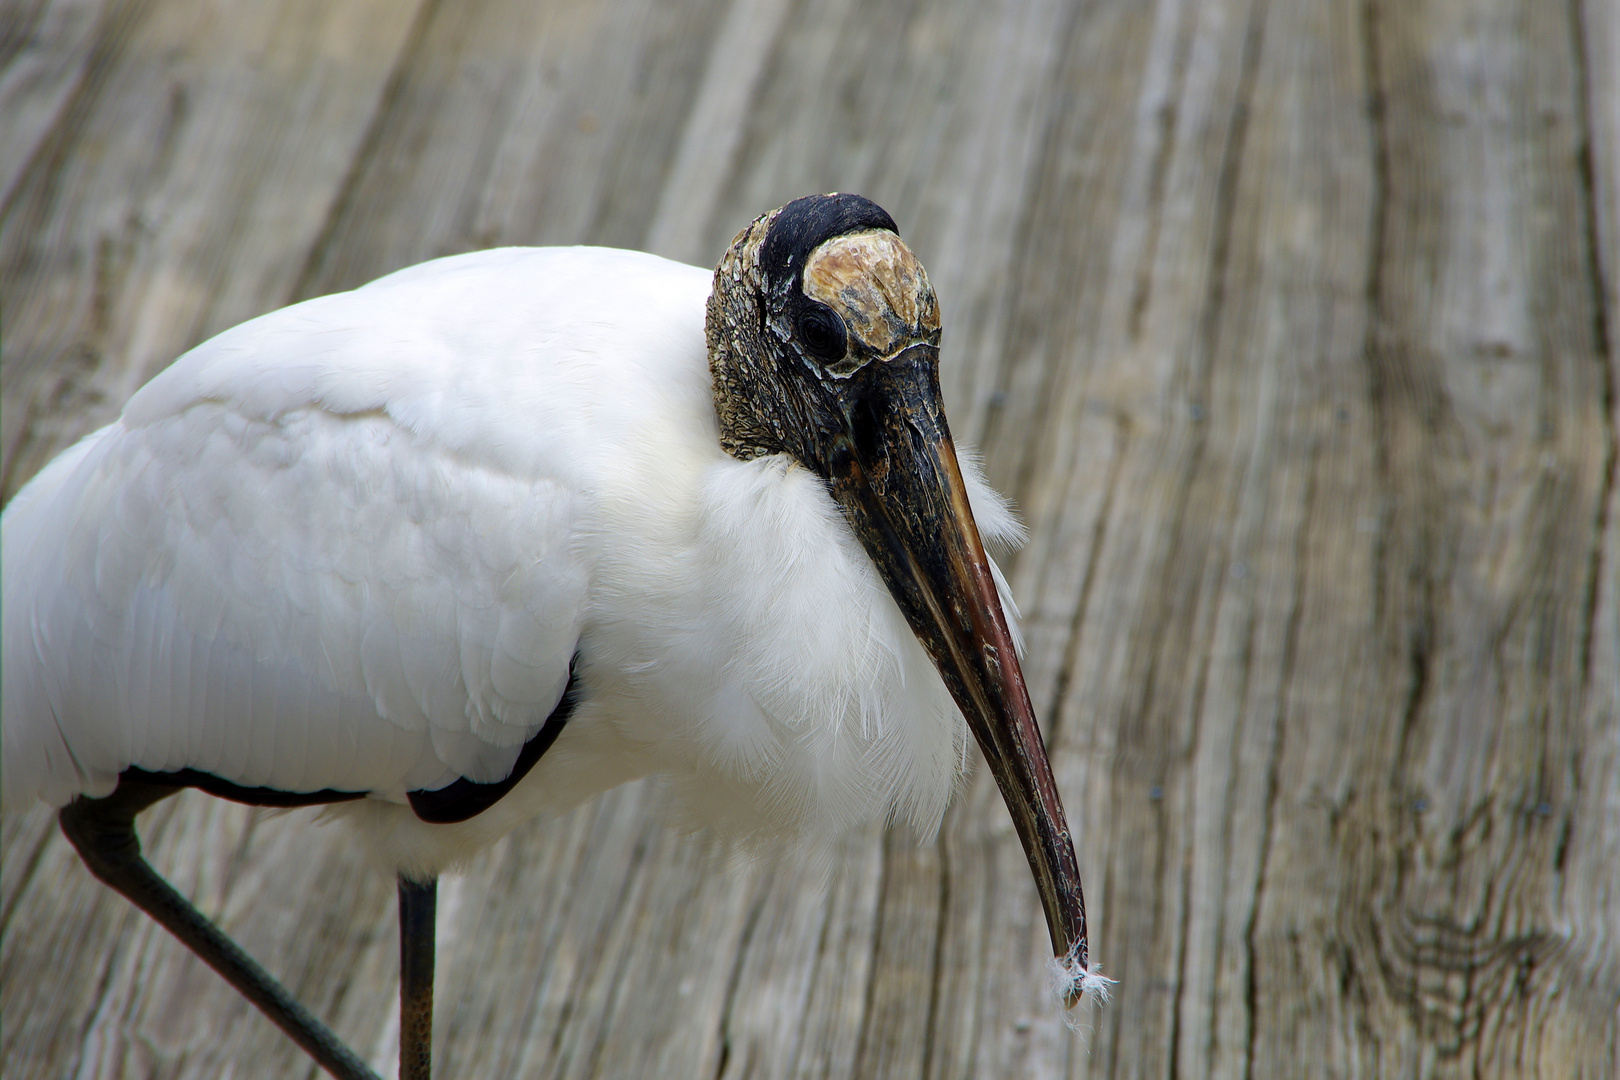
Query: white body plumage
2,246,1025,876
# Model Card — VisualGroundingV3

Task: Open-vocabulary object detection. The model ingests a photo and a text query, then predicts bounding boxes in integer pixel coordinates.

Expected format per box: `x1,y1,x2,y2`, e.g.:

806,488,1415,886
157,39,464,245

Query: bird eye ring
797,304,847,361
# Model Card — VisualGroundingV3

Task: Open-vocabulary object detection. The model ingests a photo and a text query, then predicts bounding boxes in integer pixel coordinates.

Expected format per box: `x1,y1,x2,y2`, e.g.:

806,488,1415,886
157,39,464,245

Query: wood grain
1,0,1614,1077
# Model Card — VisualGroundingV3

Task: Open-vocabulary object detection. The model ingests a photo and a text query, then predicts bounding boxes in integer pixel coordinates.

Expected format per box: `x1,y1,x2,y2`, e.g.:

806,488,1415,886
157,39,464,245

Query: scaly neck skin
706,209,803,464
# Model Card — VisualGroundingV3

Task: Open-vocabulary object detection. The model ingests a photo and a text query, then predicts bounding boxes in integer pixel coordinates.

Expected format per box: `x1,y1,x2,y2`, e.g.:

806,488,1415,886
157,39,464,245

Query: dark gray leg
397,877,437,1080
59,781,382,1080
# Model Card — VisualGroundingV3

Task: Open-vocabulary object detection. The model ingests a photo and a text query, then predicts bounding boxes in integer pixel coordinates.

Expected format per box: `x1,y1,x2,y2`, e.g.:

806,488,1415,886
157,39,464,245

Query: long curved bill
825,346,1095,1002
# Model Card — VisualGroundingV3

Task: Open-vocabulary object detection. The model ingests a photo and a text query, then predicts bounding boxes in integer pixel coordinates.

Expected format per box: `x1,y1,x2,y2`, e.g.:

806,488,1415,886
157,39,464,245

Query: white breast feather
568,443,1025,853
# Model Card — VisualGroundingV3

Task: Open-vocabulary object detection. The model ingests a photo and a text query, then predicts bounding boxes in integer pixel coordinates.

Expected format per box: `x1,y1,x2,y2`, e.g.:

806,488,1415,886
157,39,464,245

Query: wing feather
0,249,694,809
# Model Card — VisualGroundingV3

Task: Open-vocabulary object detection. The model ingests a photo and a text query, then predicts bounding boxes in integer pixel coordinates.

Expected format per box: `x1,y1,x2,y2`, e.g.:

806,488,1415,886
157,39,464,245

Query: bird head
707,194,1098,1002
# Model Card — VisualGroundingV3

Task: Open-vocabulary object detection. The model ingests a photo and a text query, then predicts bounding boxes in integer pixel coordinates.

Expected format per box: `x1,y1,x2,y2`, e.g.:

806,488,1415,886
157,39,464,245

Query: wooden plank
1,0,1615,1077
0,0,431,501
1556,1,1620,1077
291,0,736,298
1290,2,1616,1075
0,0,125,210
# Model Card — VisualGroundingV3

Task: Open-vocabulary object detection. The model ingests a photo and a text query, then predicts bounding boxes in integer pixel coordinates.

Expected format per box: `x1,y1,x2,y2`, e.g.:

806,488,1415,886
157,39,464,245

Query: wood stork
2,194,1107,1079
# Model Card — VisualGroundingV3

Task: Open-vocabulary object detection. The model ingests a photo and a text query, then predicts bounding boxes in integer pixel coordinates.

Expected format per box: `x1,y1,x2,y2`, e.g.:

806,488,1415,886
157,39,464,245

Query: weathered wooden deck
2,0,1616,1077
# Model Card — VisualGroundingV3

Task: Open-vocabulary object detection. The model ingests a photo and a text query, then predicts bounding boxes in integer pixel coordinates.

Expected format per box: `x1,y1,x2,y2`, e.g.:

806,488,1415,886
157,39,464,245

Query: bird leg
58,780,383,1080
397,876,437,1080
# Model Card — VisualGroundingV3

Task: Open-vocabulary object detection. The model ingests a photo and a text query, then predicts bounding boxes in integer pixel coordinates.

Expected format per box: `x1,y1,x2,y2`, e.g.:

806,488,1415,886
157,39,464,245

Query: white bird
2,194,1104,1080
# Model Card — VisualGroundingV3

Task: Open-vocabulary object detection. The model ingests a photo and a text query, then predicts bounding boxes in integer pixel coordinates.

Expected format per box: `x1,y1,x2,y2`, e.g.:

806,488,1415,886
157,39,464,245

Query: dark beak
823,346,1094,1001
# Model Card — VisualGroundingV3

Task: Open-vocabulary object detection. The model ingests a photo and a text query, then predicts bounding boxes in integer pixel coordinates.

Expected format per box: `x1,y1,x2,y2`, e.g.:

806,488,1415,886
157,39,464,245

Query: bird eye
797,305,847,361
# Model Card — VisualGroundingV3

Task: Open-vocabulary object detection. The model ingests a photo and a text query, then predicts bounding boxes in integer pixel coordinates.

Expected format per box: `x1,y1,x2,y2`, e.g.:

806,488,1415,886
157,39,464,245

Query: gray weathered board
2,0,1616,1077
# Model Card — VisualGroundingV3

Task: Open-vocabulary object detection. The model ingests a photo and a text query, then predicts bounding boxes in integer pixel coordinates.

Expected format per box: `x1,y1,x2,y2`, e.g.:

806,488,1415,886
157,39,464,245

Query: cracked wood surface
2,0,1616,1077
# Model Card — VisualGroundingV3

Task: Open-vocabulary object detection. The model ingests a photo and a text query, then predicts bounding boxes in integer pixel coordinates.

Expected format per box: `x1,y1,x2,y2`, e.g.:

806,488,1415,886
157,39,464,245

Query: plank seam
0,0,156,224
786,847,841,1080
1358,0,1392,631
0,817,57,940
1126,2,1200,343
1191,0,1267,424
979,0,1100,509
1133,0,1268,763
1169,791,1194,1080
1214,594,1260,1068
1048,414,1129,746
287,0,445,305
1199,1,1273,1075
1569,0,1619,705
920,825,950,1080
1243,432,1320,1080
0,0,158,502
0,0,48,74
852,833,892,1077
70,906,139,1080
574,822,658,1079
1569,0,1615,368
711,877,769,1080
1130,0,1268,806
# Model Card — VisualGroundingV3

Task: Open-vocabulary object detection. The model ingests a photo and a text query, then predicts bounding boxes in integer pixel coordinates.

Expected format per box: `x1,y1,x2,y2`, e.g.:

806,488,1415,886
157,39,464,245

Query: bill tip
1048,944,1115,1015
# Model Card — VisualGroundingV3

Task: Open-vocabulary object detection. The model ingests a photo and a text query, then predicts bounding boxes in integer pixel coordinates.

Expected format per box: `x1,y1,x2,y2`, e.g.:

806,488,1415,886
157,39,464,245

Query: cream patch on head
803,230,940,362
